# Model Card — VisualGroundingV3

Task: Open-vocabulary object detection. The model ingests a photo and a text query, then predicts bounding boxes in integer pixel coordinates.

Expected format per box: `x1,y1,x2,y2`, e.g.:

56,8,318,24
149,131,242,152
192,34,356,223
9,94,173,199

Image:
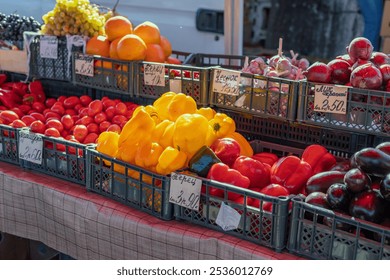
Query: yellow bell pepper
96,131,119,166
151,119,173,143
196,107,216,121
134,141,164,171
156,146,188,175
118,106,156,147
209,112,236,139
167,93,197,121
158,121,175,148
205,124,217,147
116,142,139,165
226,131,254,157
144,105,161,124
172,113,209,158
153,91,176,121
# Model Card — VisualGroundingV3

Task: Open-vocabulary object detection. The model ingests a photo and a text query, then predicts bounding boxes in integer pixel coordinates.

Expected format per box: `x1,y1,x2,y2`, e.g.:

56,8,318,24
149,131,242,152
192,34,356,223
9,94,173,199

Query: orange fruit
109,37,121,59
86,35,110,57
104,15,133,42
160,35,172,58
133,21,161,44
166,56,182,65
145,43,165,63
117,34,147,61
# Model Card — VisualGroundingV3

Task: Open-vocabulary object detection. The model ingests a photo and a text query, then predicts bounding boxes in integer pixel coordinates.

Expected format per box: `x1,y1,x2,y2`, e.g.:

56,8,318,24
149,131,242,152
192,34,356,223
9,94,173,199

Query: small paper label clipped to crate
215,202,241,231
169,172,201,211
39,36,58,59
18,131,43,164
314,84,348,115
144,63,165,86
74,53,94,77
212,68,241,96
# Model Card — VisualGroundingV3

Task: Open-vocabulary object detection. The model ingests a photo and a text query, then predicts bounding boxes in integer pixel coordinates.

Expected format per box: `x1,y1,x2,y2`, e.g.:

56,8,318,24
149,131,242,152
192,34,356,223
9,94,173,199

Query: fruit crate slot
0,125,23,166
40,78,95,99
72,53,135,95
86,146,173,220
184,53,258,70
19,132,88,186
94,89,154,106
134,61,212,106
298,81,390,136
287,197,390,260
210,71,299,121
25,32,86,82
174,140,299,251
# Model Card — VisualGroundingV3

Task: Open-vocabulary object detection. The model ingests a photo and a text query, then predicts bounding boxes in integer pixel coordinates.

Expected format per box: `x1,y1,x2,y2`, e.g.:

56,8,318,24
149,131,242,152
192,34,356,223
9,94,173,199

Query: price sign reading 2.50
169,172,202,211
313,84,348,115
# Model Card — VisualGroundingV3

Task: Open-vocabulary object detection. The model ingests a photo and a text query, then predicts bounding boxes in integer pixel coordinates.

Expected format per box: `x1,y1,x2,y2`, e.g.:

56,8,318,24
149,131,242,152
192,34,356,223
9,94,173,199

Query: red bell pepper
251,152,279,167
0,74,7,86
301,144,336,174
0,89,17,109
28,80,46,103
270,155,312,194
206,162,250,200
232,155,270,189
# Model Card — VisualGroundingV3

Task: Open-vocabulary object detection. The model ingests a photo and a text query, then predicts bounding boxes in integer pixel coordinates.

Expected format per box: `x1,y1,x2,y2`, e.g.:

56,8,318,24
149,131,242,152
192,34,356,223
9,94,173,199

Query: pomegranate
351,59,372,70
350,63,383,90
304,62,332,83
347,37,373,62
327,59,351,84
336,54,354,66
370,52,390,67
379,64,390,85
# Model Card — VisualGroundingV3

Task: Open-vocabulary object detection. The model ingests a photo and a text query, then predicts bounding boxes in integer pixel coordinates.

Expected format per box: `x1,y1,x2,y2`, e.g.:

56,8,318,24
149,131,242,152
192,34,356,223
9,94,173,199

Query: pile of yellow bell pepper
96,91,253,176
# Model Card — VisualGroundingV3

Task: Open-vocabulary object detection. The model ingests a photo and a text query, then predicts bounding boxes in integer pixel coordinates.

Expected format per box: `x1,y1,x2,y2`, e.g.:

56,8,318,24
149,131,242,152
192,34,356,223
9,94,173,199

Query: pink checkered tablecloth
0,161,303,260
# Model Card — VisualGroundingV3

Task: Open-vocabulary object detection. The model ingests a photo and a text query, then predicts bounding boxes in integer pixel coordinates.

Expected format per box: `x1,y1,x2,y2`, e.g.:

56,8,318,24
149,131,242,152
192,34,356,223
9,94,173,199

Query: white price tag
212,68,241,96
18,131,43,164
314,84,348,115
75,53,94,77
39,36,58,59
169,79,182,93
215,202,241,231
144,63,165,86
169,172,202,211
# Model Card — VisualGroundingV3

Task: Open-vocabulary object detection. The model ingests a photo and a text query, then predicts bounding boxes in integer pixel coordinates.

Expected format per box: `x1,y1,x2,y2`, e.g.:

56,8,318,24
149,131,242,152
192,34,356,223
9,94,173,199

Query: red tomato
63,96,80,109
0,106,6,111
74,104,83,112
44,111,61,120
99,121,111,133
104,106,116,120
18,104,32,114
30,112,45,123
44,127,61,138
46,119,64,133
0,110,19,124
51,104,65,116
30,120,46,134
11,107,24,118
57,96,66,103
80,95,92,106
73,124,88,142
102,99,116,109
61,129,69,138
71,115,79,123
32,102,46,113
10,119,27,128
94,112,107,124
65,108,77,116
114,102,127,115
21,115,36,126
45,98,57,108
107,124,121,134
87,100,103,117
87,123,99,134
61,114,74,130
83,132,99,144
76,115,94,126
78,107,89,118
111,115,127,126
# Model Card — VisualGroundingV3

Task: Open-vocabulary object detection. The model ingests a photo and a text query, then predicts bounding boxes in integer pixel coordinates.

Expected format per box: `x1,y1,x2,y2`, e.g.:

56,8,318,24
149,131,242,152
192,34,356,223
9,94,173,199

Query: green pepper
188,145,221,178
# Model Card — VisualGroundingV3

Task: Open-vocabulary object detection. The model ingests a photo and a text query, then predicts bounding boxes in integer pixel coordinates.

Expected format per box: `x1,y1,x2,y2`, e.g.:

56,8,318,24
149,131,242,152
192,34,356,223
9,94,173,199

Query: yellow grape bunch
40,0,106,37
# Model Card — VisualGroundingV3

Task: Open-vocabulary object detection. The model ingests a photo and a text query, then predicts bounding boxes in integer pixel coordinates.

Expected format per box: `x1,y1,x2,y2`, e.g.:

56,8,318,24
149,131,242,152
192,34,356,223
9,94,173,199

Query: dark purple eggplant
330,160,351,172
354,147,390,178
349,189,386,224
305,171,346,194
304,191,330,223
376,142,390,155
326,183,351,211
344,168,371,193
380,173,390,201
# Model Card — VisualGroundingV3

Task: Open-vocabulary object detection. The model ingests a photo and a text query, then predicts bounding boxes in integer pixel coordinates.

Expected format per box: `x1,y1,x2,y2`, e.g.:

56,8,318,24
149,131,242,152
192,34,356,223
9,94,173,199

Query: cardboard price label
39,36,58,59
314,84,348,115
169,172,202,211
18,131,43,164
74,53,94,77
212,68,241,96
144,63,165,86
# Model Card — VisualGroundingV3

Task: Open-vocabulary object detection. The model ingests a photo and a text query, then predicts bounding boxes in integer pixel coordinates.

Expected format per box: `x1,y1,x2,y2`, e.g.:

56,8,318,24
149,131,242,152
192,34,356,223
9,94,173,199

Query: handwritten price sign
144,63,165,86
169,172,202,211
74,53,94,77
18,131,43,164
314,84,348,115
212,68,241,96
39,36,58,59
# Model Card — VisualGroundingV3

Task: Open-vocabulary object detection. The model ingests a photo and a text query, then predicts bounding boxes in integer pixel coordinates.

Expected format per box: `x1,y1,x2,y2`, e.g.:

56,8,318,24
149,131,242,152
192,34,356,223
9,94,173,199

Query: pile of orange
85,15,180,64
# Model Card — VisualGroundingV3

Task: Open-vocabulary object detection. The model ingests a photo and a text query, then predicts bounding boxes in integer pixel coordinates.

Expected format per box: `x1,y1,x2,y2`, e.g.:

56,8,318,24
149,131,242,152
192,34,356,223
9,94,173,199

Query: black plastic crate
40,78,95,99
134,61,212,106
94,89,154,107
184,53,257,70
298,81,390,136
288,197,390,260
174,141,303,252
86,146,173,220
19,132,88,186
25,32,86,81
0,125,22,165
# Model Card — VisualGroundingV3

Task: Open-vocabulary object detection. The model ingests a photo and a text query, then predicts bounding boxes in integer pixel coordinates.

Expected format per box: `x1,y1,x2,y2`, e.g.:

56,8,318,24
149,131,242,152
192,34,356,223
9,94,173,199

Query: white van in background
0,0,244,55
